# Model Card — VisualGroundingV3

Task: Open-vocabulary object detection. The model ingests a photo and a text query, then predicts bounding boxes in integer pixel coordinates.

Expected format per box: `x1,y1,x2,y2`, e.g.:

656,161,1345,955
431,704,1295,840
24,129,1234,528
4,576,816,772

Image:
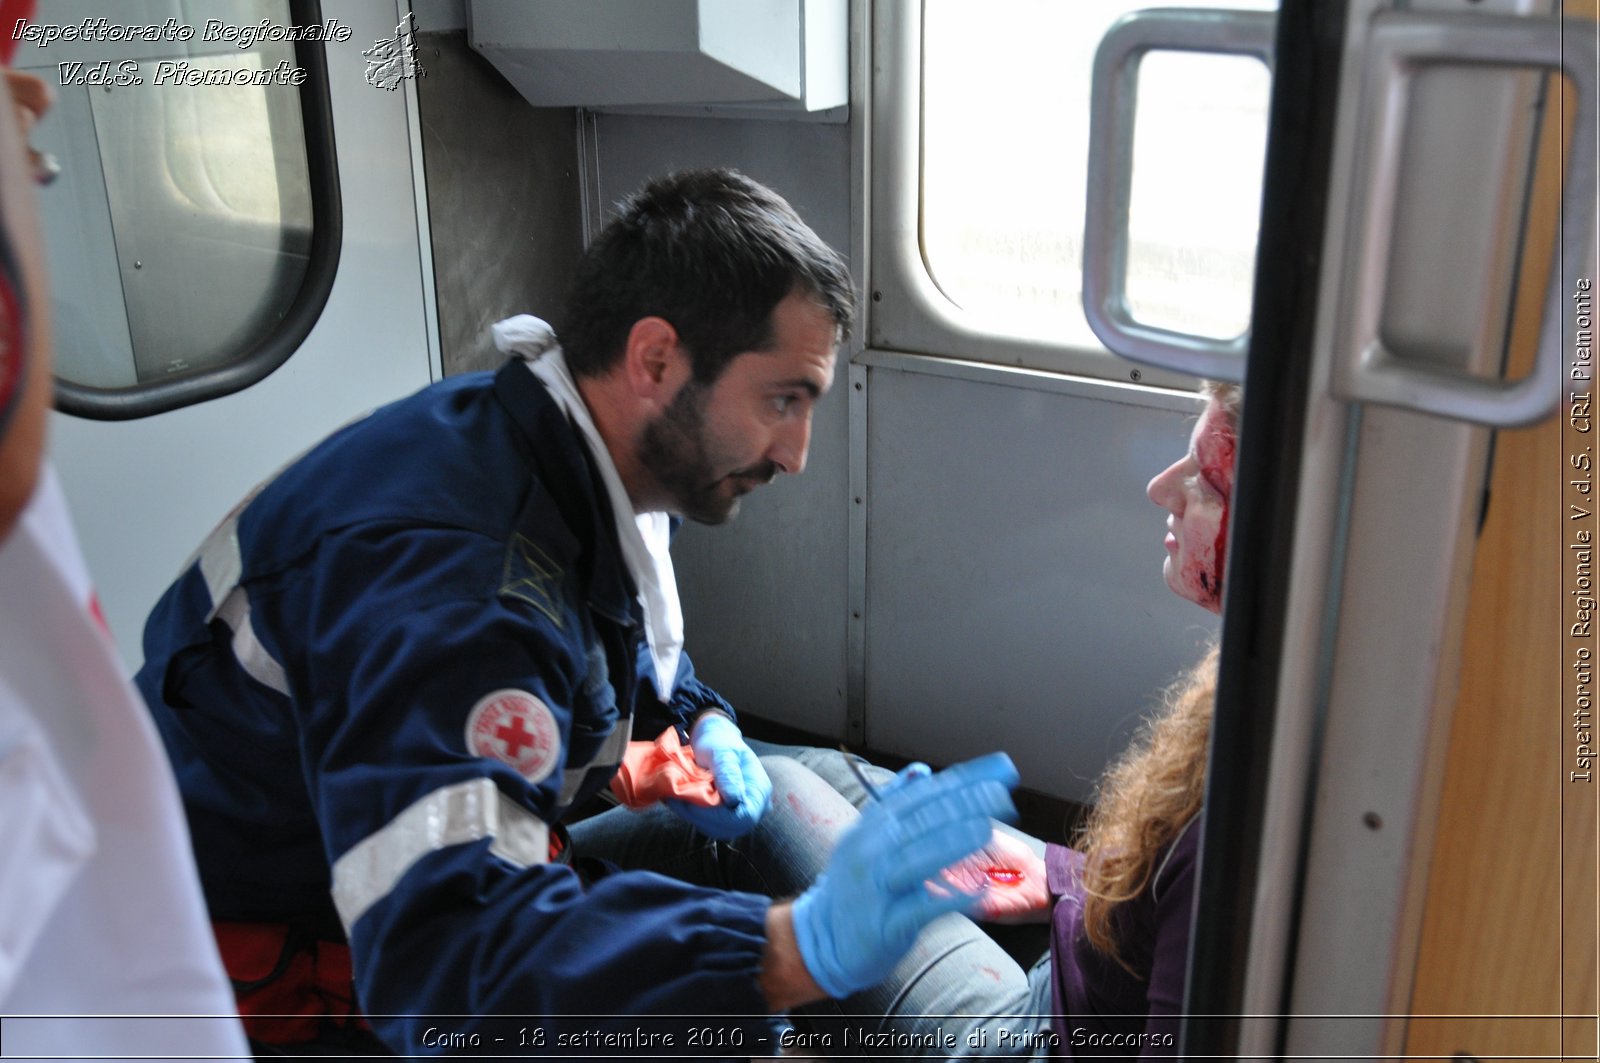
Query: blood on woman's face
1146,401,1236,613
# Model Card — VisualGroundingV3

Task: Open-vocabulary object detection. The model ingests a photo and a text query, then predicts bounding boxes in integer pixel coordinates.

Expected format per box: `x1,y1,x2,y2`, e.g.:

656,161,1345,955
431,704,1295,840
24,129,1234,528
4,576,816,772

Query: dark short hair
558,169,854,382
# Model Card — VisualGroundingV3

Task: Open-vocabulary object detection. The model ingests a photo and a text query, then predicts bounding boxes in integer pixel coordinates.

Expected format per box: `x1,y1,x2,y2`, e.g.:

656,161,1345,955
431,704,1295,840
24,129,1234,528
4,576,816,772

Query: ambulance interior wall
583,109,1216,805
414,30,584,376
414,37,1216,803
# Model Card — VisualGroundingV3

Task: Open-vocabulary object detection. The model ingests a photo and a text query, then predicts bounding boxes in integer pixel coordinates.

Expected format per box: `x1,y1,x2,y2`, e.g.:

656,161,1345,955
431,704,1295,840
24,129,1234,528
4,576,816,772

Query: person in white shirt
0,6,250,1056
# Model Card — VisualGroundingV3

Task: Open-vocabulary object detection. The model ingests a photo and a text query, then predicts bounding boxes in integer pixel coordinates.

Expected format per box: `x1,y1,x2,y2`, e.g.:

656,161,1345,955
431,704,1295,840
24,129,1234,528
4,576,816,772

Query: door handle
1082,8,1277,383
1330,11,1597,427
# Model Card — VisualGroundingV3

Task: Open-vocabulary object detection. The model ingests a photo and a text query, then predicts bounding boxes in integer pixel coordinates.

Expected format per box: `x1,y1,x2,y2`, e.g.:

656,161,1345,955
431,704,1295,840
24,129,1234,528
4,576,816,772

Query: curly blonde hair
1076,645,1218,973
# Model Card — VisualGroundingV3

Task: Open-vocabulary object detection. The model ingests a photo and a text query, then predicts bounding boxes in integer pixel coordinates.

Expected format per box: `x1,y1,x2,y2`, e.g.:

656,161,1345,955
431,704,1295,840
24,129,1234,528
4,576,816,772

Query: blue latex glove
790,752,1021,999
664,713,773,840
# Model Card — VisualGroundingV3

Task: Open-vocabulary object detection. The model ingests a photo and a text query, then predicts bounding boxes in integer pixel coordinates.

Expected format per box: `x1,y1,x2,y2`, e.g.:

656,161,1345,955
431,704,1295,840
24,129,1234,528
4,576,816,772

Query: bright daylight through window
919,0,1277,356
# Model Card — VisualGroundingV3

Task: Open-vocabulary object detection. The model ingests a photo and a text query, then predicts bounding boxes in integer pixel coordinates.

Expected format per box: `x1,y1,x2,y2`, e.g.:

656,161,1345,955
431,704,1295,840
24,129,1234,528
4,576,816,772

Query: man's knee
760,753,827,800
767,746,886,808
757,755,859,831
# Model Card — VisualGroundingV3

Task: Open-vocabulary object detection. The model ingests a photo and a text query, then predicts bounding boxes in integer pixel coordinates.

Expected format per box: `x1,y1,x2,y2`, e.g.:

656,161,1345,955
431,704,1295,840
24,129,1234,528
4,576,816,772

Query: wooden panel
1405,6,1598,1058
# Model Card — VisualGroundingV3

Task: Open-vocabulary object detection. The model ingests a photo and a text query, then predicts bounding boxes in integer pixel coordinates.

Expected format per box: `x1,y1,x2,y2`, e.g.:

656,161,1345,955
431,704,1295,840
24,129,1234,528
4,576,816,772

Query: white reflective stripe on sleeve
188,495,291,696
212,590,289,695
557,718,634,806
197,509,243,618
330,777,550,932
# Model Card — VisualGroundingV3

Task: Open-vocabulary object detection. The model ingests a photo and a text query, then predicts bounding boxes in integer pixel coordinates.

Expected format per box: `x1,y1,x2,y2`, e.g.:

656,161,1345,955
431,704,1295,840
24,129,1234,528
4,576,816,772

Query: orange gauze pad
609,726,722,809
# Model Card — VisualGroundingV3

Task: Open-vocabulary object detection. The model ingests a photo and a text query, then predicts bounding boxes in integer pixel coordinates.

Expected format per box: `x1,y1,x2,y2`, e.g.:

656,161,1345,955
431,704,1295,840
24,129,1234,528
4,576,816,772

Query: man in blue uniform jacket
137,168,1019,1055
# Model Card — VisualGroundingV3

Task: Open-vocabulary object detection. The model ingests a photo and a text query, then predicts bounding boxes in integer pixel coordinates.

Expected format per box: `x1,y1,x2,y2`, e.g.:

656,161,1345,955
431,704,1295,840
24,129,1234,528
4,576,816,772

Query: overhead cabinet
468,0,846,114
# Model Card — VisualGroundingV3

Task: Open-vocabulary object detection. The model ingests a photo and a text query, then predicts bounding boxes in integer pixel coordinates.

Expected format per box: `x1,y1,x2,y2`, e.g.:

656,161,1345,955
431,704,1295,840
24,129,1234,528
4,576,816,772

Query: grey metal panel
863,365,1216,804
590,112,851,242
412,0,468,32
413,31,583,375
592,111,854,738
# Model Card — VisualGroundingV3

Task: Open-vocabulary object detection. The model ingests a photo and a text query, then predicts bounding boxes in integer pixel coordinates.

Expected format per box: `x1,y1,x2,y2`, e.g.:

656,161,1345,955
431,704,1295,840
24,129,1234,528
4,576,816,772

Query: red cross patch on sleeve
464,689,561,783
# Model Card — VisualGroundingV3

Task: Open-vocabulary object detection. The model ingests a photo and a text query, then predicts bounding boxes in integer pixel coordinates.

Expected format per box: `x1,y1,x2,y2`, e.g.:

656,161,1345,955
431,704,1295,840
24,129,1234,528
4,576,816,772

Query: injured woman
584,381,1241,1058
749,380,1242,1058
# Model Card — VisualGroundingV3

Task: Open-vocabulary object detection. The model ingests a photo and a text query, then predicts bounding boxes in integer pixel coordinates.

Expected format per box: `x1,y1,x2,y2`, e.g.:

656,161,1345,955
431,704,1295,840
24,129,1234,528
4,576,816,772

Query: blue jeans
568,746,1057,1059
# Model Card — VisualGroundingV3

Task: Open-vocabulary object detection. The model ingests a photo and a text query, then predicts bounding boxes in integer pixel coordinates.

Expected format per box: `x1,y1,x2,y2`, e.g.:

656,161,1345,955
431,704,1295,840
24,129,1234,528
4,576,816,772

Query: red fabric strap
212,920,369,1045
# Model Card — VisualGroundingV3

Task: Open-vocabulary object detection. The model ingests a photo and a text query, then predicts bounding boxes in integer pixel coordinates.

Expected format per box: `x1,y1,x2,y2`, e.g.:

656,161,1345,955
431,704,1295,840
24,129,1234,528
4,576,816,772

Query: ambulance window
20,0,339,419
874,0,1275,380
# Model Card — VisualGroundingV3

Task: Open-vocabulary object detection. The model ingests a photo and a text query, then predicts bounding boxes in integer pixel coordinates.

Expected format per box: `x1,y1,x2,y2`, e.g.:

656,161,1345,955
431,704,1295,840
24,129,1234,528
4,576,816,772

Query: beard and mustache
638,379,778,525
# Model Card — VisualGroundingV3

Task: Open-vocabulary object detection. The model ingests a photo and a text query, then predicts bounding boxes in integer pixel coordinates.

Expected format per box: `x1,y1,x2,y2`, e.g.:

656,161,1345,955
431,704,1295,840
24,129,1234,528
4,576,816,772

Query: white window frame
866,0,1250,391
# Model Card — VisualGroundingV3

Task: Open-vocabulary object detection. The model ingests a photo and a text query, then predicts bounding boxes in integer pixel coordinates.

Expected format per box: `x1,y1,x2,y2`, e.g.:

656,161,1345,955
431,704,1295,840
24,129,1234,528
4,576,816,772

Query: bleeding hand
937,828,1052,924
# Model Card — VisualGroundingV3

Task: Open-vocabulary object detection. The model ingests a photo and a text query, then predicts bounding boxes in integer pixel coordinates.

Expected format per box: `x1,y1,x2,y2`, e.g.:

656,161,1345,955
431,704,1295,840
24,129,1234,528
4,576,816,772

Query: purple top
1045,817,1201,1058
